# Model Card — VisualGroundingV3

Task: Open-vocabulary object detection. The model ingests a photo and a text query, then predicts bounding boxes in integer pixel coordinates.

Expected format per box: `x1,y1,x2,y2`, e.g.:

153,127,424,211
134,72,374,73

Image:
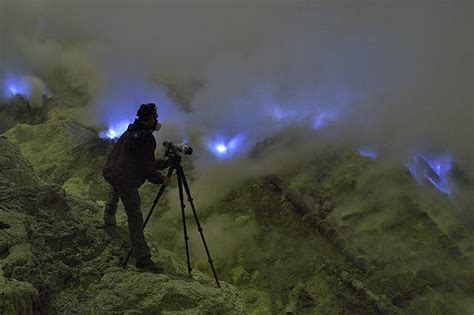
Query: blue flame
267,102,341,131
407,153,453,195
94,75,184,142
270,104,309,122
207,133,246,159
3,75,30,98
99,120,131,140
422,155,453,195
2,74,52,101
216,144,227,153
312,111,338,130
358,148,377,159
8,86,18,95
271,105,286,121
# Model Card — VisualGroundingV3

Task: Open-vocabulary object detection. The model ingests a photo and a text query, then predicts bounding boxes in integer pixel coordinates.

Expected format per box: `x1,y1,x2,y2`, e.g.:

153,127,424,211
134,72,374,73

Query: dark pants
104,184,151,260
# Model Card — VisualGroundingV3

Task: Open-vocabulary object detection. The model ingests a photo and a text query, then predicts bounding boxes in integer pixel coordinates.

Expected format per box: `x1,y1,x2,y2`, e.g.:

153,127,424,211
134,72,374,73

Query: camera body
163,141,193,156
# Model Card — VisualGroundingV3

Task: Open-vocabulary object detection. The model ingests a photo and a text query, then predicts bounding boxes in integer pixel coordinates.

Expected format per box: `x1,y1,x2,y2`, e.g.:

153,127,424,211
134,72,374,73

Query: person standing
102,103,170,272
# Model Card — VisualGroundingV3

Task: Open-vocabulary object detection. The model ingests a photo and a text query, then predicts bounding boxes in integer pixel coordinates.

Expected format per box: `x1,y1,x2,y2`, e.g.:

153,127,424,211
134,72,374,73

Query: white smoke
1,0,472,186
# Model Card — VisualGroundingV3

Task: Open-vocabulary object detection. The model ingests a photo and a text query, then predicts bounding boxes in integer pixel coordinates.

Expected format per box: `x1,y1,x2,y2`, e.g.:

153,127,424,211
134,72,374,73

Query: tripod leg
177,170,192,275
177,166,221,288
123,167,174,269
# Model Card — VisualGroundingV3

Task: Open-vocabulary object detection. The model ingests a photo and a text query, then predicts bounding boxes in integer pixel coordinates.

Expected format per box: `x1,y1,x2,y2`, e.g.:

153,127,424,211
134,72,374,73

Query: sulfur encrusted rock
0,136,245,314
0,136,40,188
3,118,111,200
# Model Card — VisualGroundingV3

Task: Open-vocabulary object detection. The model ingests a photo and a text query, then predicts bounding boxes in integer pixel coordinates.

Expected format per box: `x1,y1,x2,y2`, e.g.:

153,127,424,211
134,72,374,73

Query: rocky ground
0,134,244,314
1,94,474,314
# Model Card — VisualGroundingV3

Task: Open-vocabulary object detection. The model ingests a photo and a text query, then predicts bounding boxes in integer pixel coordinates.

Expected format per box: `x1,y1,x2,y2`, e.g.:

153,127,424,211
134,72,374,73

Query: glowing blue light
99,120,131,140
423,155,452,178
422,154,452,195
407,153,453,196
207,133,245,159
3,76,30,99
268,103,310,123
312,111,337,129
8,86,18,95
216,144,227,153
271,106,287,121
358,148,377,159
2,75,51,101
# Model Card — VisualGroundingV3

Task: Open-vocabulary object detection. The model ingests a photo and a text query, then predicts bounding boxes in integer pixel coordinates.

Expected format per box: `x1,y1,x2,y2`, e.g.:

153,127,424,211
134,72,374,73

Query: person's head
136,103,161,131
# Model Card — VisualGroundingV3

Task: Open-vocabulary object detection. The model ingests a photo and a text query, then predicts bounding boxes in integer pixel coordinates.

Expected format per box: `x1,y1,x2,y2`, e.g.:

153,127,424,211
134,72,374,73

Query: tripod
123,154,220,288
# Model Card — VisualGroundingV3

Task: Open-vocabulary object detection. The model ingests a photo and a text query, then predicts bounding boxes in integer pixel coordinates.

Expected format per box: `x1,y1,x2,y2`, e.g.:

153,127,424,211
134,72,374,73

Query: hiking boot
103,213,117,227
135,257,163,273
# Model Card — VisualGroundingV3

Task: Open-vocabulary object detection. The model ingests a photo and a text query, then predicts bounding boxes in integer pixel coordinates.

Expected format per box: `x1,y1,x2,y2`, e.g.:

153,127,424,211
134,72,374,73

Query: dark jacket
103,119,165,187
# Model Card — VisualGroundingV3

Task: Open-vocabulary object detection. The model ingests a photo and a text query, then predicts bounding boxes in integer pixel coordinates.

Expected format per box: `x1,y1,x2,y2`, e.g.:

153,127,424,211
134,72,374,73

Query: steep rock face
282,152,474,313
183,150,474,314
0,136,41,188
3,118,112,200
0,136,41,314
0,96,49,134
0,137,245,314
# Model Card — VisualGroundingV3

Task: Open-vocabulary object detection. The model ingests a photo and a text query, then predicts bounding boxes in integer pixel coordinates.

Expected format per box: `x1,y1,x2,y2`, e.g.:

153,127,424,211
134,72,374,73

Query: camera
163,141,193,156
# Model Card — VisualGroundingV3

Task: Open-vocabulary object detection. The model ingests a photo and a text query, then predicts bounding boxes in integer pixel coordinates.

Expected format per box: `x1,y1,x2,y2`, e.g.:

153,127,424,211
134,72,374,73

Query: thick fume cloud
2,1,472,171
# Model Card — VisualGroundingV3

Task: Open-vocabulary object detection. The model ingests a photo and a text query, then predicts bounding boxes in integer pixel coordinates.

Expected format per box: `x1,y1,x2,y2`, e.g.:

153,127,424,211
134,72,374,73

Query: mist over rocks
1,1,472,165
1,94,474,313
1,1,473,313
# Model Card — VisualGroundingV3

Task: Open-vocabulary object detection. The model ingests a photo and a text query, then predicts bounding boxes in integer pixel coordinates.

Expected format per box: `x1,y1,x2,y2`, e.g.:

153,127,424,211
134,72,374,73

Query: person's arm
142,134,165,184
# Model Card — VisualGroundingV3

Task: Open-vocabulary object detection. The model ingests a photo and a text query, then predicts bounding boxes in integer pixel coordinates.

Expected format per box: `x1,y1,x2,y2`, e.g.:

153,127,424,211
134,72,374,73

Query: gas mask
154,122,162,132
151,113,161,131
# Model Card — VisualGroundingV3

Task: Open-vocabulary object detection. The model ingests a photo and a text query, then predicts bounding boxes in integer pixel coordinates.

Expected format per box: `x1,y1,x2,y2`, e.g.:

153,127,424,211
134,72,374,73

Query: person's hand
162,176,171,186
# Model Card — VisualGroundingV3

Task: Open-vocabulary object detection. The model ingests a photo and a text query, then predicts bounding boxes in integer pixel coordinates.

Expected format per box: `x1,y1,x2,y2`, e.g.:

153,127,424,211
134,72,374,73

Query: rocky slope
1,94,474,314
0,135,245,314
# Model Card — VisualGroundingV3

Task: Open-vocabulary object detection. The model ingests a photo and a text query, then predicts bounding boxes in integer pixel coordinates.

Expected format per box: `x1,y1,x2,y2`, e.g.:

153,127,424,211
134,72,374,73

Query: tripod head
163,141,193,156
163,141,193,169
